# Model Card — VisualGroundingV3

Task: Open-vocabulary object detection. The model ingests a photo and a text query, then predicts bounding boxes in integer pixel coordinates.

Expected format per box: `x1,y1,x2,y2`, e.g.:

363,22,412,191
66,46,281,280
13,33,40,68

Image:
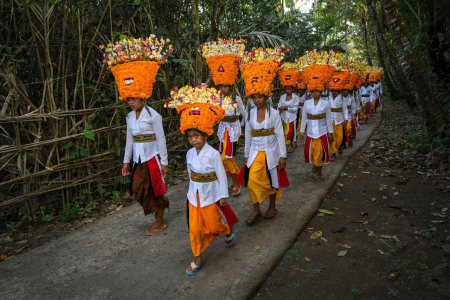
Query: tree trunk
365,0,407,95
191,0,202,84
380,0,447,137
362,9,373,66
375,37,398,99
210,0,220,41
289,0,294,14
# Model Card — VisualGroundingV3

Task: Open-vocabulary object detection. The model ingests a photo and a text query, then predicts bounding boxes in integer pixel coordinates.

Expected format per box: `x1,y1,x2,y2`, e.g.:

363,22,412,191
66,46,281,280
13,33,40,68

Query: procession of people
102,37,384,276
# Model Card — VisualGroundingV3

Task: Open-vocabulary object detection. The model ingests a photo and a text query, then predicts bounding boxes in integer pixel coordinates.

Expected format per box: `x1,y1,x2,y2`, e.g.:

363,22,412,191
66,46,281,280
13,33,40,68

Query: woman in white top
342,89,357,147
122,97,169,236
278,86,300,153
327,90,349,159
216,85,247,196
236,93,289,224
360,82,372,124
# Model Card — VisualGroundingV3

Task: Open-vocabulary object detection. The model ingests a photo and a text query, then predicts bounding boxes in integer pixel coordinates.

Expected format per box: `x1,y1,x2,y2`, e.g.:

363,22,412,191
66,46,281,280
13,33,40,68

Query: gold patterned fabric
190,171,217,183
222,115,240,122
347,105,352,109
331,108,343,112
251,128,275,137
299,103,304,107
133,133,157,143
307,113,326,120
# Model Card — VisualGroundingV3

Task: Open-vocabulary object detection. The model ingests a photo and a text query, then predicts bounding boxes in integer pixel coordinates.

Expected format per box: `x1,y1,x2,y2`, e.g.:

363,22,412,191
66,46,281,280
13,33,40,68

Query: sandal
288,148,294,153
228,185,234,192
145,224,167,236
186,261,202,276
246,212,262,226
264,209,278,219
231,185,241,196
225,224,236,247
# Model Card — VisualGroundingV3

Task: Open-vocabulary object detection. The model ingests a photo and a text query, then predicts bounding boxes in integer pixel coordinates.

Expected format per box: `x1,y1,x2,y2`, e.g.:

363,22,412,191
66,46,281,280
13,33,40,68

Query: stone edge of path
238,111,383,300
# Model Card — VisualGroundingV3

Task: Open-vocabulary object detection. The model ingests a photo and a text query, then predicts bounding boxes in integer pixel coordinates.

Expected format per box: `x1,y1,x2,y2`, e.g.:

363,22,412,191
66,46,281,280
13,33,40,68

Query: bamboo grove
0,0,448,227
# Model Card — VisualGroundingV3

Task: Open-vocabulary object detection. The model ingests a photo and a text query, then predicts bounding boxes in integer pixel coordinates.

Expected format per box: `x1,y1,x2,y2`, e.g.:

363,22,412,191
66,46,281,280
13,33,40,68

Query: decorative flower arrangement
240,46,286,67
101,35,173,68
296,71,307,90
328,71,350,91
278,62,298,88
101,35,173,100
201,39,246,86
165,85,235,135
200,39,246,59
240,47,286,97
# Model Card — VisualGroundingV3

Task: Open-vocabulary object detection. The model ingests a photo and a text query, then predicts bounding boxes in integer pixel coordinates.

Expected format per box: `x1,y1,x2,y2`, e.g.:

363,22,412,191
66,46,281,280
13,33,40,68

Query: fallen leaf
341,172,348,177
0,254,7,261
380,235,392,239
379,184,387,191
289,266,305,272
431,227,436,232
338,244,352,249
318,209,335,215
377,249,384,255
5,236,11,243
316,213,326,217
337,183,344,188
338,250,348,257
255,246,261,250
310,231,322,239
320,237,328,242
442,208,448,212
307,227,314,230
392,235,400,242
304,257,311,262
80,241,91,246
394,192,399,196
116,205,123,211
431,213,446,218
368,231,374,237
361,212,368,216
389,273,397,280
371,198,376,202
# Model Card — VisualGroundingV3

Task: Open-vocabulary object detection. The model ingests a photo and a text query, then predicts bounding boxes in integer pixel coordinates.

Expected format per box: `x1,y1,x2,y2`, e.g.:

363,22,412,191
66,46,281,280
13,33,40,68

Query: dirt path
254,100,450,299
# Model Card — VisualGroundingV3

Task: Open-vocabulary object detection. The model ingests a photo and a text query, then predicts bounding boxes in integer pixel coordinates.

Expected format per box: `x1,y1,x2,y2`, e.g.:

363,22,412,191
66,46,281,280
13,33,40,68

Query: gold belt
331,108,343,112
299,103,304,107
251,128,275,137
133,133,157,143
307,113,326,120
347,105,352,109
190,171,217,183
222,115,240,122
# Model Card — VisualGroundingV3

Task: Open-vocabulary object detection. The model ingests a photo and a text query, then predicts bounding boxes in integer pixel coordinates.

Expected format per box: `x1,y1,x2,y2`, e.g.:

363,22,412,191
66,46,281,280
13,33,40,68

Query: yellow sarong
311,138,325,167
189,195,230,257
329,121,343,154
360,103,368,119
346,120,353,137
248,152,282,204
221,129,240,178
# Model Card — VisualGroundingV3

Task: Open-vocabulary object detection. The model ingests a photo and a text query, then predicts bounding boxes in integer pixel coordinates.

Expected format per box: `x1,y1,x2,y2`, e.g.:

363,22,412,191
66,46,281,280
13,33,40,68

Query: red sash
146,157,167,197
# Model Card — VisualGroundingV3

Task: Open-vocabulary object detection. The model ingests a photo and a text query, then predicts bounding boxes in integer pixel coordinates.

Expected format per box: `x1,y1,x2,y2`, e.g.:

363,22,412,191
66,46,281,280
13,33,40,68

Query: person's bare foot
246,209,262,225
264,207,277,219
146,222,167,236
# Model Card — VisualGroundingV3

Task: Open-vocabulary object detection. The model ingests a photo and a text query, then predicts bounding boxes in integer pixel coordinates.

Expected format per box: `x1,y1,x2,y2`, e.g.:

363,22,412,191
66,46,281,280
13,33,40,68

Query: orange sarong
247,152,282,204
189,195,230,257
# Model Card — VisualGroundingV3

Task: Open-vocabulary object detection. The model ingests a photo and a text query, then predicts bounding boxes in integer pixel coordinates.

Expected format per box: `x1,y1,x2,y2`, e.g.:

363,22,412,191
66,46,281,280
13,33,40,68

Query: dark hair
185,128,208,137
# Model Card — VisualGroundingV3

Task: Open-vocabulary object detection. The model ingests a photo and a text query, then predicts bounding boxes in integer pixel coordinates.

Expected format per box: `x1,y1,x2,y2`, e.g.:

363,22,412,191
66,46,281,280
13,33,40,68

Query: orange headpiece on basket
101,35,173,100
201,39,246,86
328,71,349,91
240,47,286,97
368,72,378,83
296,71,307,90
278,62,298,88
165,85,236,136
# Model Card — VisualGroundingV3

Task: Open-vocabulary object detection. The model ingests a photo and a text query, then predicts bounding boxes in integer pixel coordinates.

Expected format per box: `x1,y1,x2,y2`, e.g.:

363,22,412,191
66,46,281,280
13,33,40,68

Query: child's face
331,90,340,98
251,93,266,109
312,90,321,99
284,86,293,95
127,97,145,111
219,85,232,97
187,130,208,150
343,90,349,97
298,89,306,96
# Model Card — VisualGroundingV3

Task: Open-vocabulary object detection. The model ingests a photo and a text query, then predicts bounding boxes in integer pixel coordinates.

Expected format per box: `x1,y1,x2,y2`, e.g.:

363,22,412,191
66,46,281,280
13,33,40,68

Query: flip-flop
231,185,241,196
186,261,202,276
225,224,236,247
246,213,262,226
288,148,294,153
145,224,167,236
314,176,323,183
264,209,278,219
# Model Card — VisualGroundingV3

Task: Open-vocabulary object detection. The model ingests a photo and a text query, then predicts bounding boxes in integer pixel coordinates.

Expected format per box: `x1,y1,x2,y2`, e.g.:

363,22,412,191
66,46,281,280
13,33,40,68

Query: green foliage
283,249,299,260
59,203,81,222
38,206,55,223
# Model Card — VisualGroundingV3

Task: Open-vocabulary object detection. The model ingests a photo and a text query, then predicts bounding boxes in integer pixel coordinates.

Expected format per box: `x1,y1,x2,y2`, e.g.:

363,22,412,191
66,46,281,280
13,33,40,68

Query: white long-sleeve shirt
360,86,372,104
217,95,247,143
123,106,168,165
244,107,286,171
343,94,356,118
327,94,349,125
354,90,361,111
277,94,300,123
186,143,228,208
300,99,334,139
